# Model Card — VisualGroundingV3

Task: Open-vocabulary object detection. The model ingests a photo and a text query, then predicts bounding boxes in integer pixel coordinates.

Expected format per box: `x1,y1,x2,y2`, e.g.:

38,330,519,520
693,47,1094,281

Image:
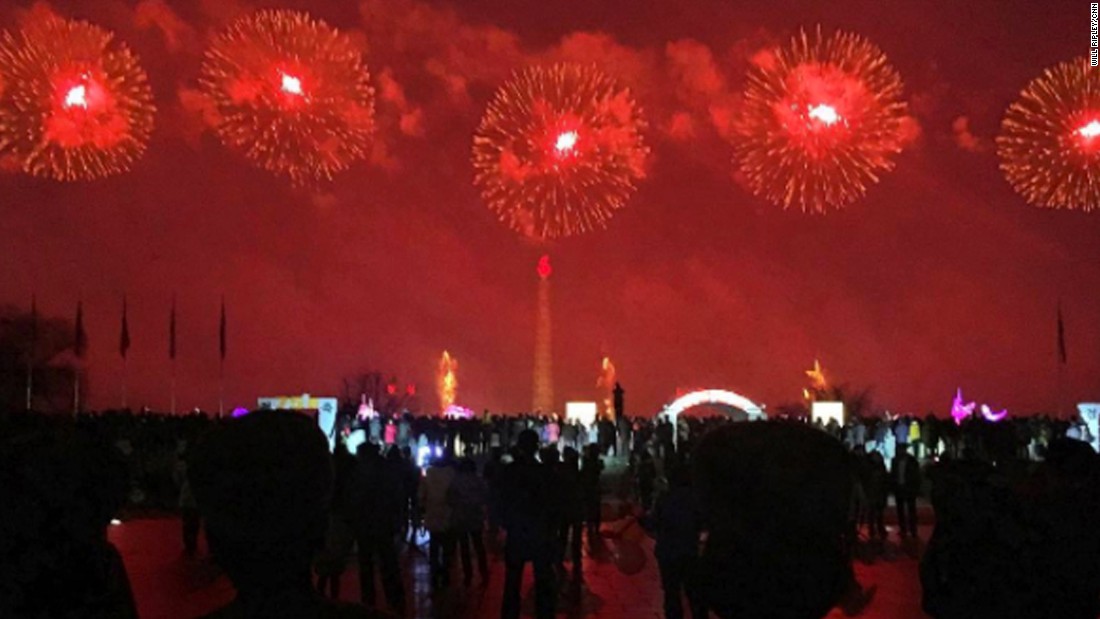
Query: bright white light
664,389,766,421
64,85,88,109
811,401,845,426
554,131,578,153
110,518,122,526
808,104,840,126
280,73,303,95
1078,120,1100,139
565,401,598,426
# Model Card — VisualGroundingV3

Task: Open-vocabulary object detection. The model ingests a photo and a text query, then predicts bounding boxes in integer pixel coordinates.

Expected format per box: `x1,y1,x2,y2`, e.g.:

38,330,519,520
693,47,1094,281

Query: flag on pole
169,297,177,360
120,297,131,359
219,297,226,361
29,295,38,356
74,300,87,358
1057,302,1067,364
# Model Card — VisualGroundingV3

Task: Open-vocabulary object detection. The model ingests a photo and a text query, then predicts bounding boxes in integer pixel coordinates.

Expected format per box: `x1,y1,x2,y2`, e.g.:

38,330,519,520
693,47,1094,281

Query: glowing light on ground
808,103,840,126
64,84,88,109
442,404,474,419
597,356,617,418
437,351,458,413
554,130,578,154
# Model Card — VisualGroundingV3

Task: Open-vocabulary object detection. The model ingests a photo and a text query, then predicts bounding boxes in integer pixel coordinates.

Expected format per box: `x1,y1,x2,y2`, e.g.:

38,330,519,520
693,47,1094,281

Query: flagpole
219,357,224,416
122,355,129,410
25,358,32,411
171,359,177,414
27,295,36,411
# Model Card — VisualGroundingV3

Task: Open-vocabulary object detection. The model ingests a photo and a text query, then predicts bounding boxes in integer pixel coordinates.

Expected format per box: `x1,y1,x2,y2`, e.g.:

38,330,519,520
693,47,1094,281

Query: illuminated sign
565,401,598,426
258,393,338,450
811,401,845,426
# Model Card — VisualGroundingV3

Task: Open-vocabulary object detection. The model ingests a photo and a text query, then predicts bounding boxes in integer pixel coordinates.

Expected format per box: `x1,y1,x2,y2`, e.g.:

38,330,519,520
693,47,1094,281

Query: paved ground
109,516,931,619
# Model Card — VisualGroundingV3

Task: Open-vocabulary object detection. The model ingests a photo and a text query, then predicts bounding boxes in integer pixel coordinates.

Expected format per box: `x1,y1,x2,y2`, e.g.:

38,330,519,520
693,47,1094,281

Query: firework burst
733,27,909,213
997,57,1100,211
472,63,648,239
200,10,375,184
0,16,155,181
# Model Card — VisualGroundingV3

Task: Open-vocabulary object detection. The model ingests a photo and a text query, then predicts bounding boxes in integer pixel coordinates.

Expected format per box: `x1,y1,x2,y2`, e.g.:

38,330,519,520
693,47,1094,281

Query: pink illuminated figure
980,404,1008,422
951,388,976,425
951,388,1008,424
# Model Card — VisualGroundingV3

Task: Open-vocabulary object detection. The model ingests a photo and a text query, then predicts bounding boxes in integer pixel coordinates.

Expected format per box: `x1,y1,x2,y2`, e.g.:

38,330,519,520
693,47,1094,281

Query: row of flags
63,297,228,362
33,296,1075,366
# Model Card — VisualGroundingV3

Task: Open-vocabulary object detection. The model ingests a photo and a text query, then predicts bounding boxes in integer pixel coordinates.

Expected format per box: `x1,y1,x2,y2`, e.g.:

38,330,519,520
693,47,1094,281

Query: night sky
1,0,1097,416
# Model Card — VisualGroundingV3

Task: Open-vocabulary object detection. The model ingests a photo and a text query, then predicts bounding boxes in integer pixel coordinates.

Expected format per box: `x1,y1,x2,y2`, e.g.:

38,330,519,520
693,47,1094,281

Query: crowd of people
3,405,1100,619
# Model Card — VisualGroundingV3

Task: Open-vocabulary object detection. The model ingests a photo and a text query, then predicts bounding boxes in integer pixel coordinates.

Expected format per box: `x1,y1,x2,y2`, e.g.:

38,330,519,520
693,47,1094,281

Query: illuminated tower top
537,254,552,279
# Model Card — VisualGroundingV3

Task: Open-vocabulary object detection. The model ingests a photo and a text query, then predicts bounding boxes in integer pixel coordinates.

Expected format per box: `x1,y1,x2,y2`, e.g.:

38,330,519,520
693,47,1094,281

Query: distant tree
0,305,84,413
340,370,421,416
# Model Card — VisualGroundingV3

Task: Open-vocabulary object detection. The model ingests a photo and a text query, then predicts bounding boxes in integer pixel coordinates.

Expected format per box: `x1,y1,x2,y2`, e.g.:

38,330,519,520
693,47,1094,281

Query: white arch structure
663,389,766,442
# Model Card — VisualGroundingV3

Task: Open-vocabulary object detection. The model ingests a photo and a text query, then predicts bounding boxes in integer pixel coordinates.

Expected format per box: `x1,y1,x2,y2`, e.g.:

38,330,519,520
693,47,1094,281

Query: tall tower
532,255,554,413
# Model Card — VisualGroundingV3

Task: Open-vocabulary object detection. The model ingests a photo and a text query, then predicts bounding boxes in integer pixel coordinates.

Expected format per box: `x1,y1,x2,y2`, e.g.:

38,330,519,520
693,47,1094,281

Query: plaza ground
111,513,932,619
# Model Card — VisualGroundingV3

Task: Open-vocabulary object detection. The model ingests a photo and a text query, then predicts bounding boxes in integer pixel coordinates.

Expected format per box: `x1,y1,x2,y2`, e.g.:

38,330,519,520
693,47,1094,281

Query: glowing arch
664,389,766,441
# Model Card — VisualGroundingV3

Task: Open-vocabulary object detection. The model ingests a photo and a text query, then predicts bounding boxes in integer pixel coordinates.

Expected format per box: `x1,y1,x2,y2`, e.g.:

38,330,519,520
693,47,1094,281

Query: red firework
472,63,649,239
997,57,1100,211
0,16,155,181
733,27,910,213
200,10,375,184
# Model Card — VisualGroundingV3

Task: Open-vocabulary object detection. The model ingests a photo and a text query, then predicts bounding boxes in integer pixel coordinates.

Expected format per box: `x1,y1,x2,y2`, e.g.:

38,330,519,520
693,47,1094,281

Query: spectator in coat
448,457,489,586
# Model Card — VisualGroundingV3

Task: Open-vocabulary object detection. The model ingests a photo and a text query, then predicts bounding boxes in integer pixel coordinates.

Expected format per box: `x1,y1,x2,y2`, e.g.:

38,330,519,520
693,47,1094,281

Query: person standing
891,444,921,539
348,444,405,614
500,430,558,619
650,463,706,619
557,447,585,588
421,454,457,588
448,457,490,586
175,455,201,558
580,444,605,550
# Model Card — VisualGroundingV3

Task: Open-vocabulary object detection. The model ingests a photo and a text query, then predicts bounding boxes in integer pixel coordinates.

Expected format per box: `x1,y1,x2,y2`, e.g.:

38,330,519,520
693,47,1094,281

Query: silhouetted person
315,443,356,600
651,462,706,619
421,453,456,588
891,444,921,538
399,445,420,546
500,430,558,619
448,457,489,586
580,444,605,548
694,421,860,619
922,439,1100,619
557,446,585,587
637,449,657,510
348,443,405,613
0,423,137,619
188,409,388,618
176,454,202,557
862,449,888,544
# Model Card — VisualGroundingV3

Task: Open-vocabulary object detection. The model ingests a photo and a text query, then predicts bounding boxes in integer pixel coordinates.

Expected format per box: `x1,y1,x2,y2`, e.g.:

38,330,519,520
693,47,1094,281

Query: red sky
1,0,1098,416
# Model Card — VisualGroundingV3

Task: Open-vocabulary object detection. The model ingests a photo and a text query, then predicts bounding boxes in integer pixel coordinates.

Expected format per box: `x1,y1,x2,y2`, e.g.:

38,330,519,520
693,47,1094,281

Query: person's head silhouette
190,410,386,618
